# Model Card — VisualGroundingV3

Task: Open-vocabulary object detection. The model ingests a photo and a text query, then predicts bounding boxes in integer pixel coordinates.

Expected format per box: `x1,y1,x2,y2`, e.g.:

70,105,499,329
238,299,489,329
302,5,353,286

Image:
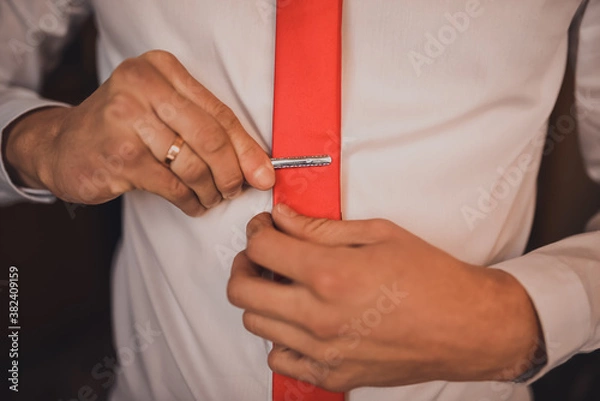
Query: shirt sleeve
492,0,600,383
0,0,91,206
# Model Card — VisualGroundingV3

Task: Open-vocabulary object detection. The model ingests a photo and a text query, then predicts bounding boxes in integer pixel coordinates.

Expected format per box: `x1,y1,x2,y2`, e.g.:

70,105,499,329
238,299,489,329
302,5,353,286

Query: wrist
481,267,546,381
3,107,67,190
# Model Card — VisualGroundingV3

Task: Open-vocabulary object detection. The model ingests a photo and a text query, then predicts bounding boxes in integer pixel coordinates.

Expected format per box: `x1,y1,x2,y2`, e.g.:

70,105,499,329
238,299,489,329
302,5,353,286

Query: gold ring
164,136,185,166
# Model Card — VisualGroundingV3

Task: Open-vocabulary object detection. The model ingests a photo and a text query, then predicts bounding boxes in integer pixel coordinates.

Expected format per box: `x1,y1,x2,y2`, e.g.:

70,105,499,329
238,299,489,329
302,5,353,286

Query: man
1,0,599,400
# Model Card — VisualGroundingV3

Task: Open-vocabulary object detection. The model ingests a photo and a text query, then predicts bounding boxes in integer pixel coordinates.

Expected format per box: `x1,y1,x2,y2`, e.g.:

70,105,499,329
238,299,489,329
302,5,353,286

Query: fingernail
276,203,296,217
205,197,222,208
225,187,242,200
246,220,261,238
253,165,275,189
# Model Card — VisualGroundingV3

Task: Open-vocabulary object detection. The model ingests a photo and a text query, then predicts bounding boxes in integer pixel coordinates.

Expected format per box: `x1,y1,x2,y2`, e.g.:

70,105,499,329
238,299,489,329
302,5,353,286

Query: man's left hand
227,204,542,392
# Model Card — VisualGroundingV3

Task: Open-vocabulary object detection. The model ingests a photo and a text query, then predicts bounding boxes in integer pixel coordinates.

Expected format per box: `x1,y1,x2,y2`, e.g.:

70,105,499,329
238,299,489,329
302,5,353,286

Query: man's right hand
2,50,275,216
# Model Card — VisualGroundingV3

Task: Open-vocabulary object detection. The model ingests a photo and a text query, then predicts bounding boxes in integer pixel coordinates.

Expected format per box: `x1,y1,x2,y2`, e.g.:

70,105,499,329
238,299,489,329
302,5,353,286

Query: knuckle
120,144,143,166
133,115,159,143
242,312,258,333
213,103,239,131
202,194,223,209
192,205,207,217
142,49,178,66
370,219,395,238
104,139,139,165
218,174,243,196
103,92,140,121
199,127,229,155
244,239,259,262
183,204,204,217
231,251,246,271
113,58,148,85
312,268,342,296
304,218,331,236
112,58,135,78
166,177,189,200
226,279,241,307
204,192,223,207
245,233,265,262
235,139,260,161
118,140,142,161
107,181,131,197
179,158,210,183
296,338,326,362
307,315,337,340
267,350,281,372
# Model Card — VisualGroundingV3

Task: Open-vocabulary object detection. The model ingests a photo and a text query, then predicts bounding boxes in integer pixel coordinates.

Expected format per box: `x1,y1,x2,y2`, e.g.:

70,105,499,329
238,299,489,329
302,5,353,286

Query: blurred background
1,16,599,401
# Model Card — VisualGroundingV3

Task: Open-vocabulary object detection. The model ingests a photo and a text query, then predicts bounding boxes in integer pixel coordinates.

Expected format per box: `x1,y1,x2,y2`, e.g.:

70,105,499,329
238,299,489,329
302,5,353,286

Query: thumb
232,134,275,191
272,203,384,247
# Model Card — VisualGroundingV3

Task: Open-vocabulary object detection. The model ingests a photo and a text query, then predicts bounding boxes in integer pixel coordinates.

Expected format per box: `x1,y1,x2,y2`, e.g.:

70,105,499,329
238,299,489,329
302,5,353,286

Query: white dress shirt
1,1,599,400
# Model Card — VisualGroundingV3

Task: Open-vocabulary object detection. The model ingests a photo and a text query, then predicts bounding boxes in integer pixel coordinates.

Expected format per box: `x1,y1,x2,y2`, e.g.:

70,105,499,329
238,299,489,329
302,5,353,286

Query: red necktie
271,0,344,400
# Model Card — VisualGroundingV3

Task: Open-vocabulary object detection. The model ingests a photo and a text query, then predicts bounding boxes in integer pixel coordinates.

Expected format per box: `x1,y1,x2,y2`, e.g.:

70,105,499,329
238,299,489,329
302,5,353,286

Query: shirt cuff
491,251,592,384
0,96,68,205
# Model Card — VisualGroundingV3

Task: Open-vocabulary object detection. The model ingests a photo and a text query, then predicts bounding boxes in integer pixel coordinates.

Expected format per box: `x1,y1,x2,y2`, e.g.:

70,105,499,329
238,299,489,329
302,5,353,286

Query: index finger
143,51,275,190
228,251,313,322
245,213,341,288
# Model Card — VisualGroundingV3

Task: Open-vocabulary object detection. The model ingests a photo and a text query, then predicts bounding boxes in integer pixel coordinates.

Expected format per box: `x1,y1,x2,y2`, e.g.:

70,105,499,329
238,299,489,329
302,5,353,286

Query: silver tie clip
270,155,332,169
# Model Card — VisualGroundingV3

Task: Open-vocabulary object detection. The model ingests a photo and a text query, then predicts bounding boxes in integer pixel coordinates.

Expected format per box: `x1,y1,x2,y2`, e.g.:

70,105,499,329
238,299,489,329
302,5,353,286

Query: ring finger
169,143,222,208
133,113,221,208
